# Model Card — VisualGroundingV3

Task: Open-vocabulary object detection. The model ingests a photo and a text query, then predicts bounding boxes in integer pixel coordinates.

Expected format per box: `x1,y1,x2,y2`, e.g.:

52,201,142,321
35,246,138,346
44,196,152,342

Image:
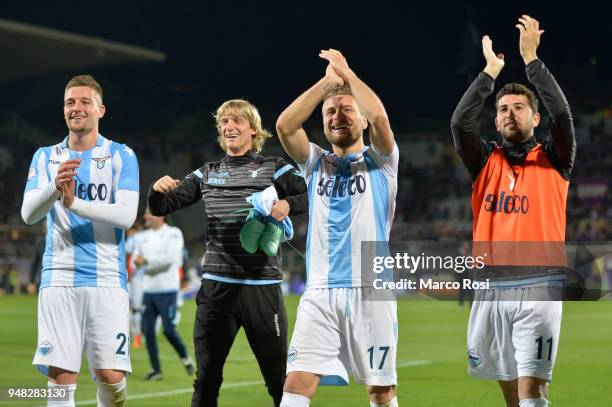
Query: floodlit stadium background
0,2,610,406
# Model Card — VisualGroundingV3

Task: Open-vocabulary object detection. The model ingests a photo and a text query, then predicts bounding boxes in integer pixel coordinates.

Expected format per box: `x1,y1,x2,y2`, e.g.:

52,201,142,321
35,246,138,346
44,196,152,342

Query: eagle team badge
248,168,260,178
467,349,482,368
38,340,54,356
288,346,298,363
91,155,111,169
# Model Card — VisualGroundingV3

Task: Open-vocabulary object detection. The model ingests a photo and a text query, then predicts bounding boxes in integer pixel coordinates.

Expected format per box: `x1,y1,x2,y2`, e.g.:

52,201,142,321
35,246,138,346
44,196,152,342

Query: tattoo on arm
322,82,336,93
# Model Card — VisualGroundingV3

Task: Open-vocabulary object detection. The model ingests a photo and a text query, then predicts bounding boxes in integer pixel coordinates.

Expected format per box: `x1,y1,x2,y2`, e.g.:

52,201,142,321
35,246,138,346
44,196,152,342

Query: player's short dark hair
495,83,538,113
323,84,353,101
65,75,103,103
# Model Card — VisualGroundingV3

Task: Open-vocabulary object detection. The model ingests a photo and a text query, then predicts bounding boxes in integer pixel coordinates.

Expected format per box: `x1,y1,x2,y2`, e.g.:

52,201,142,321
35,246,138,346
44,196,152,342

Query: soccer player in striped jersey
276,49,399,407
21,75,139,407
451,16,575,407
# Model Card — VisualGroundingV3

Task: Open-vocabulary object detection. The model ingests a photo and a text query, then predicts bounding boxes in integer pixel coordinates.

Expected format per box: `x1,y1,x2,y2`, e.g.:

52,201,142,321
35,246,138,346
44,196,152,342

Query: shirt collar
501,136,538,166
222,150,258,164
501,136,537,152
61,133,105,149
328,146,369,168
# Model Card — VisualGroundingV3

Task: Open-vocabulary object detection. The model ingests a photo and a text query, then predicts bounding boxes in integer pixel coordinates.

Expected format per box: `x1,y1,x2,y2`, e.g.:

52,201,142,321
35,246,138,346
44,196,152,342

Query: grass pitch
0,295,610,406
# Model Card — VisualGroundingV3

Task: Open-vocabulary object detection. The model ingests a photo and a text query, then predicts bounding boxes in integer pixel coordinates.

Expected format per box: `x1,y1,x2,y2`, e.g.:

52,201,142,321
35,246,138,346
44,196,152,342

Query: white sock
96,377,127,407
47,382,76,407
519,399,548,407
370,396,399,407
280,392,310,407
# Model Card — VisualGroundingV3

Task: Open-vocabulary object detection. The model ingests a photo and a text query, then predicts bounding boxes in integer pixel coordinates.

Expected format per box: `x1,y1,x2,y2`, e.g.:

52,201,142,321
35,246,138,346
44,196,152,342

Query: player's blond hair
322,85,363,117
214,99,272,153
65,75,103,104
323,84,353,101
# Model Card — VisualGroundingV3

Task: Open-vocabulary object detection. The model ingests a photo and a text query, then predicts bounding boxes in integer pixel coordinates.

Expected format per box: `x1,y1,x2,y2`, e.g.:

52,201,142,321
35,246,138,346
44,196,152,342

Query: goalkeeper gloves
239,210,285,256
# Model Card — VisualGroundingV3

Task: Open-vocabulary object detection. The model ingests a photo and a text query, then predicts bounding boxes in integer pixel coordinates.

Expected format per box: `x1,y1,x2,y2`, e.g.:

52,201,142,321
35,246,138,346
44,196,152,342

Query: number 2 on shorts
116,333,128,355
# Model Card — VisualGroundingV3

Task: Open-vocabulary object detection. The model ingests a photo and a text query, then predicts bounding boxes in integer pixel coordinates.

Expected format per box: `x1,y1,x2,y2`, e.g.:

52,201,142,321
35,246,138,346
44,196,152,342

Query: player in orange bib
451,15,576,407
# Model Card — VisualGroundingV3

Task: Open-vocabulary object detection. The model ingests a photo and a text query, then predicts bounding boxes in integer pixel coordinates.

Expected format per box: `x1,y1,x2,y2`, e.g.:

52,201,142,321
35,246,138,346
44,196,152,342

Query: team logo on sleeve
91,155,111,169
38,340,54,356
28,166,36,180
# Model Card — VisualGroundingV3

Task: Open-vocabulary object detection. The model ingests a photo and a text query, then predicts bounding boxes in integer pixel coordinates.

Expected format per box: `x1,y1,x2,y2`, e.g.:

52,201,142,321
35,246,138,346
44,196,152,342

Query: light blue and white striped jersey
298,142,398,288
24,134,139,290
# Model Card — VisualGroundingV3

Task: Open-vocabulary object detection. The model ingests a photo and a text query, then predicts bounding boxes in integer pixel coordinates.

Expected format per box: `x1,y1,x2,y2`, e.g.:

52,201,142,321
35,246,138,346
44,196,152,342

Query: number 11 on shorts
535,336,553,361
368,346,390,370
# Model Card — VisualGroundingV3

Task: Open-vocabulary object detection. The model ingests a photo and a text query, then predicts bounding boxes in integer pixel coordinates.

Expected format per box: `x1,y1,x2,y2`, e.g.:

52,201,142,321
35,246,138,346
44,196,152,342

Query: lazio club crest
288,346,298,363
248,168,260,178
91,155,111,169
467,349,482,368
38,340,54,356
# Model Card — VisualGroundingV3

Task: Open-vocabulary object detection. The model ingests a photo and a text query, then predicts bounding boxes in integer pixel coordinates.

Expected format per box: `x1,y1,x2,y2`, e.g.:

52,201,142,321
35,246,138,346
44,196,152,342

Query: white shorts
467,289,562,381
287,287,398,386
33,287,132,376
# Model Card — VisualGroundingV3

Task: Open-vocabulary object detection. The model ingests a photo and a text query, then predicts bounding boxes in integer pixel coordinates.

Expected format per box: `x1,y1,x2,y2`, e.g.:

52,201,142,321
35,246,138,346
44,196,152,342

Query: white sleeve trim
69,189,139,230
21,182,60,225
297,142,325,180
367,142,399,178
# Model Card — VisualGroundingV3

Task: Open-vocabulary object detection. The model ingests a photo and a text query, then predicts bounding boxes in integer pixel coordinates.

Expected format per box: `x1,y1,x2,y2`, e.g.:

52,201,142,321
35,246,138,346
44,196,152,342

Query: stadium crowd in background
4,106,610,296
0,6,610,407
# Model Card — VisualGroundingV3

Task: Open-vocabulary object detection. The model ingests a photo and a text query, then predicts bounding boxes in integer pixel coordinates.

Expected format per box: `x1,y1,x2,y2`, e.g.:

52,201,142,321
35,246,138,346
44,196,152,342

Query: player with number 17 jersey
277,49,400,406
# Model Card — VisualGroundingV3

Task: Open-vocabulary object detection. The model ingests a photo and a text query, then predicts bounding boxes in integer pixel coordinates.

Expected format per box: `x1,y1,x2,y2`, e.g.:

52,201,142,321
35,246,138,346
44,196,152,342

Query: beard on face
325,128,361,150
67,123,89,133
324,118,363,149
65,115,92,134
500,126,532,143
497,114,535,143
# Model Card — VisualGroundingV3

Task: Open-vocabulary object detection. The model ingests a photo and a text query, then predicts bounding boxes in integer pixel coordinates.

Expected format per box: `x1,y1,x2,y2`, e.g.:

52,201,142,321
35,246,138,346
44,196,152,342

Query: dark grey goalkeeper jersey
148,150,307,281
